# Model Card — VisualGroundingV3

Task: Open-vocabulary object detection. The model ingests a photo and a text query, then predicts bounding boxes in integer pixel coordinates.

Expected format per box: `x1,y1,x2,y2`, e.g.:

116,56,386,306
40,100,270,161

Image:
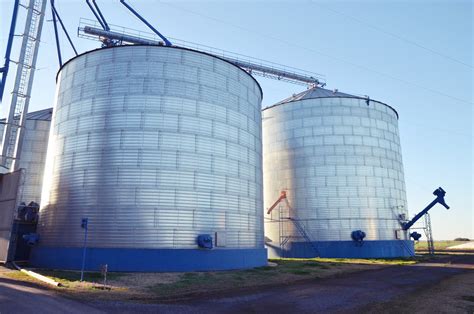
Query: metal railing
77,18,326,87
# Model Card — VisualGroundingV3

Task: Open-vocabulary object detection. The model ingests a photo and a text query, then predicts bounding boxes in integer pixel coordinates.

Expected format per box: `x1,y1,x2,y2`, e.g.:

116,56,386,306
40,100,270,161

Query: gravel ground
90,255,474,313
1,255,472,313
363,270,474,314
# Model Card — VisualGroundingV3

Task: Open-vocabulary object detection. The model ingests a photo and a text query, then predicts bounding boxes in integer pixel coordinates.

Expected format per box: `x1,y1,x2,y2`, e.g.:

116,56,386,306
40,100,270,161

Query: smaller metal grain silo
263,87,413,258
0,108,52,204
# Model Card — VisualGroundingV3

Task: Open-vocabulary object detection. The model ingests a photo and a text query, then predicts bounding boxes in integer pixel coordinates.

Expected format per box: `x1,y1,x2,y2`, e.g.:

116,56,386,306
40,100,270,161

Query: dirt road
1,255,473,313
0,276,102,314
93,255,474,313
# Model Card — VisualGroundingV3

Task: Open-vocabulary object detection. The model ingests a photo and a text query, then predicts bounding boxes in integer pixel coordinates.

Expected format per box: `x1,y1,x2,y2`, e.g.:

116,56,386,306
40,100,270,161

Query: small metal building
31,45,266,271
0,108,52,204
263,87,413,258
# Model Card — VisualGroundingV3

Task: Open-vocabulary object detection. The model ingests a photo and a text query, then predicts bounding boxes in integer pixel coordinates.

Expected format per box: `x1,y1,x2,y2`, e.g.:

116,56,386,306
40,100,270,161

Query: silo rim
55,44,263,99
262,96,399,119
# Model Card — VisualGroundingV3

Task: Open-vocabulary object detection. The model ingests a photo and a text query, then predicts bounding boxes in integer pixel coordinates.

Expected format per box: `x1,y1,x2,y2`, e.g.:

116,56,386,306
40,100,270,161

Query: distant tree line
454,237,470,241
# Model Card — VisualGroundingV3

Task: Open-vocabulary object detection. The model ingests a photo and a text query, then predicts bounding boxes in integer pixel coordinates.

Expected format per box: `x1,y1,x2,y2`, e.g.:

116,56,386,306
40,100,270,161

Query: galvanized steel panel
0,110,51,204
263,95,407,243
38,46,263,249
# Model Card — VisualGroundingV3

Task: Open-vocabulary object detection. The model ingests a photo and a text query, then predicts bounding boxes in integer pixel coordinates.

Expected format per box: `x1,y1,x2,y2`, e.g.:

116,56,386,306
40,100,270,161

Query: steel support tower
424,213,435,255
1,0,47,170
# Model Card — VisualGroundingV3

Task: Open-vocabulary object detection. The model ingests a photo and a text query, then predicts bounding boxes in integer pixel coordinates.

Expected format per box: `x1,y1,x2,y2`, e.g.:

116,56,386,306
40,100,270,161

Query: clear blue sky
1,0,472,240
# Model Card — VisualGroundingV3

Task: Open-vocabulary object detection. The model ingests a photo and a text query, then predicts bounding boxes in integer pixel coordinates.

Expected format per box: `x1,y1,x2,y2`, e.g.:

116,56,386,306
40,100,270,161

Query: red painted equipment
267,191,289,214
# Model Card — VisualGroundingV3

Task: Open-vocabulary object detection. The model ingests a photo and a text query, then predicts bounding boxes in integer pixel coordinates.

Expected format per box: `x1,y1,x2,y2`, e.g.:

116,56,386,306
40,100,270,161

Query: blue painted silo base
267,240,415,259
29,247,267,272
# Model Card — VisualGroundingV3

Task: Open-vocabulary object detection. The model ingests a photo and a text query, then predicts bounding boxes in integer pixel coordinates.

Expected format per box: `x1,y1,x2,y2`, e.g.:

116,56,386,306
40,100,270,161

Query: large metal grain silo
0,108,52,204
263,87,413,258
31,45,266,271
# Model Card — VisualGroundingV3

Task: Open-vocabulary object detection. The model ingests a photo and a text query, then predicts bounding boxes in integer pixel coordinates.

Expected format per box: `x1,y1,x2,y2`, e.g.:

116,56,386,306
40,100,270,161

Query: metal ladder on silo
1,0,47,170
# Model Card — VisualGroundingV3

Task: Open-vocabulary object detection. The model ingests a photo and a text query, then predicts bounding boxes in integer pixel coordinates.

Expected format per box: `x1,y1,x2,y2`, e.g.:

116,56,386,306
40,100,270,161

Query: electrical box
215,231,226,247
395,229,405,240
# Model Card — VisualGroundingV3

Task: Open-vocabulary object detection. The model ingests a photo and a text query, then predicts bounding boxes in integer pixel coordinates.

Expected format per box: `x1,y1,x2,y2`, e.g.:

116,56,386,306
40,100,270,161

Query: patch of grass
256,266,275,271
270,257,421,266
30,270,125,287
286,269,311,275
147,259,345,298
3,271,33,281
415,241,466,250
302,262,330,269
151,272,216,295
241,267,276,276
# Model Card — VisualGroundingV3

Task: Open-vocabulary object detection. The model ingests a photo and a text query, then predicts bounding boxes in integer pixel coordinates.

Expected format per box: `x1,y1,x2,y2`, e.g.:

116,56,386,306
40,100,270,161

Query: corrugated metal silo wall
38,46,264,252
263,97,409,257
0,119,50,204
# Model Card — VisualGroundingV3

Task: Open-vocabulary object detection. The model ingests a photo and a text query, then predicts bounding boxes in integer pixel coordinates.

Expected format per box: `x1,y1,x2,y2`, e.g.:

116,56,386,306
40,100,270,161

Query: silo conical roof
269,87,398,118
275,87,355,105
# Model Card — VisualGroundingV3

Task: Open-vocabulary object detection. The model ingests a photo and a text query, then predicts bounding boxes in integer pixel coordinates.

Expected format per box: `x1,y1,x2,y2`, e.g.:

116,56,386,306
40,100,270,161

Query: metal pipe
119,0,172,46
402,187,449,230
82,26,162,45
231,59,320,85
0,0,20,102
91,0,110,31
51,1,78,55
81,26,321,86
267,191,287,215
12,262,62,287
85,0,106,30
50,0,62,66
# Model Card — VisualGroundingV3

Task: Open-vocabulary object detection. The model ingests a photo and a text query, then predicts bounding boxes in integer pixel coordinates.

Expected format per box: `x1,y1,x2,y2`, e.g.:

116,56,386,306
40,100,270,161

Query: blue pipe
50,0,62,66
51,4,78,55
0,0,20,102
86,0,106,30
119,0,172,46
92,0,110,31
402,187,449,230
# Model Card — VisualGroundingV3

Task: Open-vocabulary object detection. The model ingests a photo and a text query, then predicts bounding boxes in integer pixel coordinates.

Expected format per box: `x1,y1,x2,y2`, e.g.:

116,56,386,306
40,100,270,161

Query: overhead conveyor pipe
81,26,322,87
